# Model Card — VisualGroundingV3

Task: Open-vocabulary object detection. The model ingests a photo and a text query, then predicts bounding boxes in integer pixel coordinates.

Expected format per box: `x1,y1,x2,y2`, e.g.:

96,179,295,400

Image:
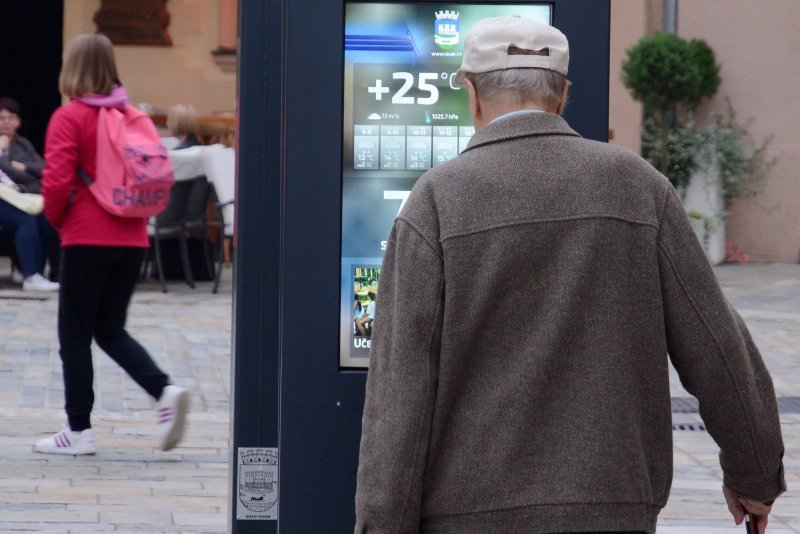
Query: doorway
0,1,64,155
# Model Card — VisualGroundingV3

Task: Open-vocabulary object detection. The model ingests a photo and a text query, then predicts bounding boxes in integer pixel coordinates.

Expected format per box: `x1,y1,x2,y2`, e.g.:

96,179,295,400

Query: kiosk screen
341,3,551,367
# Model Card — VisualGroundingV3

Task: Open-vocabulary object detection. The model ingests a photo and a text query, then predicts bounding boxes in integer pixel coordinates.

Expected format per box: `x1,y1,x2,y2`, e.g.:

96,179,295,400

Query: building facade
609,0,799,263
56,1,800,262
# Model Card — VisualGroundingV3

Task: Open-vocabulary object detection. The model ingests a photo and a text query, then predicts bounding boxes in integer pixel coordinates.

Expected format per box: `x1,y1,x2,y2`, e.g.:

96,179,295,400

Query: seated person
0,97,60,288
0,97,44,193
166,103,201,150
356,291,377,337
0,169,58,291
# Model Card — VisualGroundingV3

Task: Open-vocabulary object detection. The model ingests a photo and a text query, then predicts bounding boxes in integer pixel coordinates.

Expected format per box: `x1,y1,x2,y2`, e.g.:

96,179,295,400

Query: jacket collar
462,112,581,153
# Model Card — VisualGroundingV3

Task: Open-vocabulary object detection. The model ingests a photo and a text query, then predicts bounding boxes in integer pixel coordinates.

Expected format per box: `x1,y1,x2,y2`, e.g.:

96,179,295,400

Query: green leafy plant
623,33,773,213
623,33,720,183
622,32,719,120
697,104,776,211
688,209,717,251
641,115,700,191
354,268,380,289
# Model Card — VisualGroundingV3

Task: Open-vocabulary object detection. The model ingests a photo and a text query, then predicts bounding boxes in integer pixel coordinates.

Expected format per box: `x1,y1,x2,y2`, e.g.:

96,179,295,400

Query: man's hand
723,485,774,534
10,160,25,172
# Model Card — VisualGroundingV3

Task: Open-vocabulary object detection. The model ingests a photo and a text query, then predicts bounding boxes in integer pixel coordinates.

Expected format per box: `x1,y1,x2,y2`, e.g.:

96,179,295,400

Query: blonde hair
59,33,121,98
166,103,199,137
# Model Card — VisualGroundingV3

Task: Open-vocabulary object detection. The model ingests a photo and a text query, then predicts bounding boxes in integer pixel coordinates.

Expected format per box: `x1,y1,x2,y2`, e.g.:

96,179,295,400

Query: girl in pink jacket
36,33,189,455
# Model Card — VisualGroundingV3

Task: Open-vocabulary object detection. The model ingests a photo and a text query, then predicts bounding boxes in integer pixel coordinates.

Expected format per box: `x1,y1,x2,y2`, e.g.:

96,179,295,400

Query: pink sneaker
34,426,96,455
157,385,190,451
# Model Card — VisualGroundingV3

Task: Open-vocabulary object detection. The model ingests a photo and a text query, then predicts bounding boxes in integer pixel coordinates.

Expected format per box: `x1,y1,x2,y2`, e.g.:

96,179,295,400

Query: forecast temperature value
367,71,461,105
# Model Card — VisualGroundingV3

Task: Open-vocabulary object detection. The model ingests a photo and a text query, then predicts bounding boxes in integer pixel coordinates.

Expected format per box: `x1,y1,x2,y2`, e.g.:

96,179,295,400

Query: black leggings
58,245,170,431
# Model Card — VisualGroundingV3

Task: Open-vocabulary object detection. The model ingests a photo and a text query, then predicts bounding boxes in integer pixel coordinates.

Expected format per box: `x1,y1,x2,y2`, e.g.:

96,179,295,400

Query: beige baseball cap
456,15,569,78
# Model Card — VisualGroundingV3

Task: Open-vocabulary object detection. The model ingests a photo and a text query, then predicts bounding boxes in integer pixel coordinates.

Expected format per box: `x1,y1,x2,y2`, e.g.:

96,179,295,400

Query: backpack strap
77,166,93,186
70,166,93,204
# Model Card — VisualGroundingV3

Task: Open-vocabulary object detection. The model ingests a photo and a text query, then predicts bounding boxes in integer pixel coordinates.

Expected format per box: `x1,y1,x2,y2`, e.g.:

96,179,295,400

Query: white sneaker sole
33,443,96,455
160,389,190,451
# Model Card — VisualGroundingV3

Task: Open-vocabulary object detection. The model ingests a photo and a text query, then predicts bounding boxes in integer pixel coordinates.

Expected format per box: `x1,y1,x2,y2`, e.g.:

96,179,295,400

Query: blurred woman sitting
166,103,200,150
0,97,60,290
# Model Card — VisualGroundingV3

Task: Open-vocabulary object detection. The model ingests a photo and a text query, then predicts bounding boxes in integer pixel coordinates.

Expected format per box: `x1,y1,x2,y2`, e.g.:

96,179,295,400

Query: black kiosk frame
233,1,610,531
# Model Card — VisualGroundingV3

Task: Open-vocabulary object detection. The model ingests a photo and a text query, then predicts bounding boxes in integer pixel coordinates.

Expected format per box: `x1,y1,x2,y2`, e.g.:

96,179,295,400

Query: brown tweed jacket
355,112,785,533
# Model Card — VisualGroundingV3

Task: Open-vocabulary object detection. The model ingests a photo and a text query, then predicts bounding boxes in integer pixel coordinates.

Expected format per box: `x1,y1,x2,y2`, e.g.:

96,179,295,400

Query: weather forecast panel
340,3,551,368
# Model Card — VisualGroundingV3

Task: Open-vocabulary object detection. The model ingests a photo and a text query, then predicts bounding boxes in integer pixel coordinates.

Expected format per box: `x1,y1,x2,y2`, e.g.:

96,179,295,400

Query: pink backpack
78,105,174,217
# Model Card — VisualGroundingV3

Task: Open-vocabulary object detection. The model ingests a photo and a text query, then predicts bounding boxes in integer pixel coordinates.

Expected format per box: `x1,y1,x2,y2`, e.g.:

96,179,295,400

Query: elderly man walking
354,15,785,534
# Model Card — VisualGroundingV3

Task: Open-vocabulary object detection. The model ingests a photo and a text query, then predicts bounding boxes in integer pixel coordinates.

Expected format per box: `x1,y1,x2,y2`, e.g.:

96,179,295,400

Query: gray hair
458,68,567,111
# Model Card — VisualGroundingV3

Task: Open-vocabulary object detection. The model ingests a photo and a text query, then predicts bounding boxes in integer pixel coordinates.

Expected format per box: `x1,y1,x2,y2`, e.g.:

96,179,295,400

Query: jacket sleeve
0,153,27,183
354,218,444,534
16,137,45,179
0,137,44,185
42,108,79,228
657,186,786,502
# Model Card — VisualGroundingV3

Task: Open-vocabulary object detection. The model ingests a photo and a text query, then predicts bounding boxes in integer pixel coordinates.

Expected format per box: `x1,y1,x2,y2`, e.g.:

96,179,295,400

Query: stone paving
661,264,800,533
0,262,232,534
0,261,797,532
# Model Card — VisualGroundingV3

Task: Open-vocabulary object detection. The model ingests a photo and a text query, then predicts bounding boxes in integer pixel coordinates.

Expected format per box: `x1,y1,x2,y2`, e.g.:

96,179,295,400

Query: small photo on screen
353,267,380,342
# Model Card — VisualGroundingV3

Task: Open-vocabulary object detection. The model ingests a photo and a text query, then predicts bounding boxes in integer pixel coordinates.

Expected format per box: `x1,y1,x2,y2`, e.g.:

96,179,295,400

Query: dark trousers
0,200,53,277
43,217,60,280
58,245,170,431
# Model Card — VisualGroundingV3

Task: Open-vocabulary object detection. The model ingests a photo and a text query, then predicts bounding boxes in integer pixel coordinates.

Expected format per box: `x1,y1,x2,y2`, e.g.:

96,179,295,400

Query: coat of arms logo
238,449,279,514
434,11,460,50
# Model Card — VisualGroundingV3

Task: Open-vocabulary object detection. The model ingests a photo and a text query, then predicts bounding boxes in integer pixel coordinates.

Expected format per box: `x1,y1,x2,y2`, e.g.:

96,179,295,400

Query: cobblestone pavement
0,262,797,532
0,262,232,534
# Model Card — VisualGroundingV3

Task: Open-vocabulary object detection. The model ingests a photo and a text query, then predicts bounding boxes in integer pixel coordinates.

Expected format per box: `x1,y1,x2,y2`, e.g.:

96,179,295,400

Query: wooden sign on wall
94,0,172,46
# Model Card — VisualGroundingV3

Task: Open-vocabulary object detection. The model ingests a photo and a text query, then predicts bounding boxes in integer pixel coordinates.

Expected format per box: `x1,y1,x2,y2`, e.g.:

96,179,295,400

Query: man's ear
556,79,569,115
465,79,481,122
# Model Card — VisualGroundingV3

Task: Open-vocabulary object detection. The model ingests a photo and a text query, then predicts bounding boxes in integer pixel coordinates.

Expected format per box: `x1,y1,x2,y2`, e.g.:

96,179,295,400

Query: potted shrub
622,32,773,263
622,32,720,188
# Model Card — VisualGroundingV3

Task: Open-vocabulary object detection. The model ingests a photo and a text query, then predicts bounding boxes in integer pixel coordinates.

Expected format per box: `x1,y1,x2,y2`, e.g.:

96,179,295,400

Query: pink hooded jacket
42,86,149,247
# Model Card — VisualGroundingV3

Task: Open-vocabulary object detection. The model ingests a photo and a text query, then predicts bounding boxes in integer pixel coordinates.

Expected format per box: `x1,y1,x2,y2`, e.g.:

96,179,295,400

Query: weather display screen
340,3,551,368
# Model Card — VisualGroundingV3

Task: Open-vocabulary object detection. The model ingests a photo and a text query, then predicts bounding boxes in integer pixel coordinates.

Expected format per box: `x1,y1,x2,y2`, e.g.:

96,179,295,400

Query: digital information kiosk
340,3,552,368
233,1,609,531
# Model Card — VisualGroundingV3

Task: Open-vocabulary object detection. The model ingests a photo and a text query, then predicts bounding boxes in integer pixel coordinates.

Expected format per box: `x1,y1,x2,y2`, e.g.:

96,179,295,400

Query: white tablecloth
168,145,209,181
160,136,180,150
